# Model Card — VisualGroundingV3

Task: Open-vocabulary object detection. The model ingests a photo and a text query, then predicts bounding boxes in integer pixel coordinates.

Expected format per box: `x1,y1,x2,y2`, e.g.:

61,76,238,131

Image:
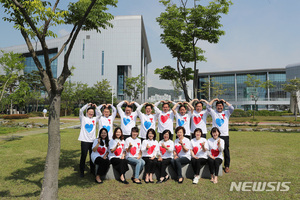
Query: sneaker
193,176,199,184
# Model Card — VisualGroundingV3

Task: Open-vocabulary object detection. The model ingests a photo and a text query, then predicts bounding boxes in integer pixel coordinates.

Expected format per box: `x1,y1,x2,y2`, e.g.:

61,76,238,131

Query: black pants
157,158,172,178
80,141,94,174
142,157,158,174
220,136,230,168
94,157,110,176
191,158,207,175
110,158,129,177
170,157,190,178
159,133,174,141
207,157,222,176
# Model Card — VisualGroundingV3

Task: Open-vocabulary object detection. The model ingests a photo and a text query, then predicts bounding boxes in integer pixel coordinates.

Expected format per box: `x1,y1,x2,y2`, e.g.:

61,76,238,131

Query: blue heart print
123,118,130,126
85,124,93,133
103,125,111,132
216,118,224,127
144,121,151,129
178,119,184,126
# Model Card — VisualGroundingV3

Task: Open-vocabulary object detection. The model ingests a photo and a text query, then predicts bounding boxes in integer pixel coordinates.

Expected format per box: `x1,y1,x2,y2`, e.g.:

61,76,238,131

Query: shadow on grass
3,149,95,198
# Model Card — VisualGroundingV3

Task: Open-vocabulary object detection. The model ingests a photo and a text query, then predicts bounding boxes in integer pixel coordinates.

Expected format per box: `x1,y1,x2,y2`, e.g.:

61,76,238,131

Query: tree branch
43,0,60,37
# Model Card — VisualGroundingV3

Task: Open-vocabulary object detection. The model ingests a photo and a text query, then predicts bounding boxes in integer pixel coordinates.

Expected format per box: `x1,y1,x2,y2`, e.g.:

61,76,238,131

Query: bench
96,163,222,180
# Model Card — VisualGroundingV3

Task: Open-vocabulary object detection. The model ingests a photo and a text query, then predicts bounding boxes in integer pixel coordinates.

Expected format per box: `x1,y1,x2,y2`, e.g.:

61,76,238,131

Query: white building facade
1,15,151,101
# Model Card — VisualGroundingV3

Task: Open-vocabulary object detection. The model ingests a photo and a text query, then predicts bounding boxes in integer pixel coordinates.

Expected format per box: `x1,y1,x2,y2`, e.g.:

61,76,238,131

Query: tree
92,79,112,103
61,81,75,116
10,81,30,113
123,76,145,101
282,78,300,121
154,65,193,100
199,77,227,100
156,0,232,100
1,0,117,199
0,50,25,103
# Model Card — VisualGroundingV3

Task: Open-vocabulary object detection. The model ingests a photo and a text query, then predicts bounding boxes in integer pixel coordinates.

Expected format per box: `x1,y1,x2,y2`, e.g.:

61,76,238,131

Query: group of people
78,98,234,184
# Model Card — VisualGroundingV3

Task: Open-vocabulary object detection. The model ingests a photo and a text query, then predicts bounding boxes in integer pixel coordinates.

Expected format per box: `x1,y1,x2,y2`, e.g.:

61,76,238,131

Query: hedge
3,114,29,119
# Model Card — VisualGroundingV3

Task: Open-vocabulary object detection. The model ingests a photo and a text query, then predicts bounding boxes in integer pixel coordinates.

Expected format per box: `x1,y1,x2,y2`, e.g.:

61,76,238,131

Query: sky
1,0,300,90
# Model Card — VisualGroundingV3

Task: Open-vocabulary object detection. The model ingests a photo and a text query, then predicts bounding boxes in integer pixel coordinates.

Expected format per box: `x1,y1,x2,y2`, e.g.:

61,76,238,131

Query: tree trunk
40,93,61,200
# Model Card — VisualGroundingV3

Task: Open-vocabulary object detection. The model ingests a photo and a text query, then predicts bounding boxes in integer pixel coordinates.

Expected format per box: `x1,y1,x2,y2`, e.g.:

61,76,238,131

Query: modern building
197,65,300,110
0,15,151,102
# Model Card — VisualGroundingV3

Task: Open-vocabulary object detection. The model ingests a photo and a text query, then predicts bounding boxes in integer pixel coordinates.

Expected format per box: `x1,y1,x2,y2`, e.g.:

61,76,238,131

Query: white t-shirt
98,105,117,139
141,139,159,158
108,139,125,160
117,101,139,136
174,137,191,160
158,139,174,159
207,105,234,137
91,139,108,163
191,137,208,159
155,101,175,134
125,137,142,158
175,111,192,136
190,110,208,134
78,104,101,142
207,137,225,160
136,104,159,139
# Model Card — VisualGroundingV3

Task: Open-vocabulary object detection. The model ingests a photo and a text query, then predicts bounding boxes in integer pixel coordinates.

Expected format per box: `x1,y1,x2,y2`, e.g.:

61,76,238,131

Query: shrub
231,109,251,117
3,114,29,119
73,108,80,116
28,111,43,117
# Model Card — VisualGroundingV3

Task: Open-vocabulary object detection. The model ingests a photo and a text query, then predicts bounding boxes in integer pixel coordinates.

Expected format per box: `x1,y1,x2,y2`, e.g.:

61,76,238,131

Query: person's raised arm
136,103,144,117
94,104,101,120
108,104,117,119
185,101,194,112
220,99,234,114
172,102,180,115
209,98,219,106
117,101,126,116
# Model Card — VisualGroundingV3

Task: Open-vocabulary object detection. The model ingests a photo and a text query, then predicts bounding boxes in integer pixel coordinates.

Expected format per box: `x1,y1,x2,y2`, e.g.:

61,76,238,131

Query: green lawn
0,128,299,199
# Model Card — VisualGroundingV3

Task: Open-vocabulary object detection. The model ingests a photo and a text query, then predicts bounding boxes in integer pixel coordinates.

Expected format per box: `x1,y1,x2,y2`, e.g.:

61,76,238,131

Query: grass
0,127,28,135
0,128,299,200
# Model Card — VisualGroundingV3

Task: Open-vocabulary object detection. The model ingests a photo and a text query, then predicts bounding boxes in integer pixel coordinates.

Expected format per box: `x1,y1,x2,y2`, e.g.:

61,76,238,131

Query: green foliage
199,77,227,100
123,76,145,100
3,114,29,119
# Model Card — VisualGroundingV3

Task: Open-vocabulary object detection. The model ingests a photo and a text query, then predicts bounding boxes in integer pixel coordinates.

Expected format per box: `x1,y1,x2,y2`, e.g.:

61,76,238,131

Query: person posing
108,127,129,184
91,128,110,184
78,103,101,177
98,104,117,139
125,127,145,184
136,102,159,142
155,100,175,141
207,98,234,173
117,100,140,140
190,128,208,184
172,101,194,139
141,128,159,183
157,129,174,184
171,127,191,184
190,99,209,138
207,127,224,184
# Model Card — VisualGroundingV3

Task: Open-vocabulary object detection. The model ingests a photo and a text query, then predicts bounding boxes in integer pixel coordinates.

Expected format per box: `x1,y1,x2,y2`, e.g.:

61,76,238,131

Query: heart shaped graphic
144,121,151,129
130,146,137,155
123,118,130,126
193,116,201,124
114,148,122,156
97,147,106,155
161,114,170,123
175,145,182,154
137,143,140,148
216,118,224,127
160,146,166,155
178,119,184,126
211,149,219,157
103,125,110,133
193,147,198,155
147,145,156,155
85,124,93,133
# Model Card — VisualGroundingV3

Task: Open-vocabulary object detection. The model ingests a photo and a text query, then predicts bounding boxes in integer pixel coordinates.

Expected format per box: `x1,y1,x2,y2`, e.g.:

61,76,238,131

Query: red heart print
97,147,106,155
114,148,122,156
193,147,198,155
193,116,201,124
222,114,225,119
161,114,170,123
149,118,153,122
130,146,136,155
147,145,156,155
137,143,140,148
175,145,182,154
160,146,166,155
211,149,219,157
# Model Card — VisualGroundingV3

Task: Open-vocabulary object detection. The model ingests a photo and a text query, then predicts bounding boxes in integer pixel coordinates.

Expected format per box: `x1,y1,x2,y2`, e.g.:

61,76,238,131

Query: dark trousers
80,141,94,174
123,135,131,140
207,157,223,176
191,158,207,175
157,158,172,178
159,132,174,141
110,158,129,176
94,157,110,176
142,157,158,174
220,136,230,168
170,157,190,178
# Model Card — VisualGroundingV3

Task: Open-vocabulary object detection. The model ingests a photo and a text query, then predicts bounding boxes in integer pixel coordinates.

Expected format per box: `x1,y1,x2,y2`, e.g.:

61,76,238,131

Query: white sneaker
193,176,200,184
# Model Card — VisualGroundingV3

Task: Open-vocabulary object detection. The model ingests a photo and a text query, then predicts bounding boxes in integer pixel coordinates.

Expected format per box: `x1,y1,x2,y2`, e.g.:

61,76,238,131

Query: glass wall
269,72,287,100
117,65,129,100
